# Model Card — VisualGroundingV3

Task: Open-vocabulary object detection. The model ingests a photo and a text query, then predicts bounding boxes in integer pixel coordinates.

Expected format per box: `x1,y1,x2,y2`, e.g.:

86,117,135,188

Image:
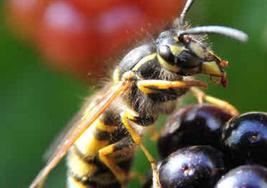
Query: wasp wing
29,80,131,188
43,84,113,161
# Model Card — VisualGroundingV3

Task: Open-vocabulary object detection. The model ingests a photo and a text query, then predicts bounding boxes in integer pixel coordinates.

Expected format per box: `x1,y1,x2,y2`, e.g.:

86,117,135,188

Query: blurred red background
5,0,185,78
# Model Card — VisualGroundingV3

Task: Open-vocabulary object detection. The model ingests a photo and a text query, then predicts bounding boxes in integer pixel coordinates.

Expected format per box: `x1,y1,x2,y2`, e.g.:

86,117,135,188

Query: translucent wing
29,80,131,188
43,84,112,161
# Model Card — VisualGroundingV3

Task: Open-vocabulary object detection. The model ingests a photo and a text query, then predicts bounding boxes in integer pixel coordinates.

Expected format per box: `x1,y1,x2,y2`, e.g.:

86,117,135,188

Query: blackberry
221,112,267,166
215,165,267,188
158,145,225,188
158,104,233,158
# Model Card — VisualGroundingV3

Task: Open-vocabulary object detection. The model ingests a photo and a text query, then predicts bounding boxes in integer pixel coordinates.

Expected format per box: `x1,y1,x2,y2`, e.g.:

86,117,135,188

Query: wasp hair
178,26,248,42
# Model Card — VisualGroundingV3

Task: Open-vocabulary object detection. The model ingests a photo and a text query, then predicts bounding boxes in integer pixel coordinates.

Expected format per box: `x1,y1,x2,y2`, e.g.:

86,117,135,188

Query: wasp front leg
190,87,239,116
137,79,207,94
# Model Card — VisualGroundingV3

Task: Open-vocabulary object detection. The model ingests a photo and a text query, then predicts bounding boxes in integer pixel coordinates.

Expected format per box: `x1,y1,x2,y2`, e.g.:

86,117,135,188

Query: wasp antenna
179,0,195,26
178,26,248,42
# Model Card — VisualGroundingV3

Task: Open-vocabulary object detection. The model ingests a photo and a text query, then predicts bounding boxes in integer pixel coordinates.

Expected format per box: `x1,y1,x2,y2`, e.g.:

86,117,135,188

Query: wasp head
156,0,248,86
156,30,230,86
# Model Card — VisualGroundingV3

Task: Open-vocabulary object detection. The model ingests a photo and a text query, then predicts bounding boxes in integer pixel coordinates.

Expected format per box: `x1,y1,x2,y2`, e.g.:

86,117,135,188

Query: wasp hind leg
120,112,162,188
98,137,135,188
190,87,239,116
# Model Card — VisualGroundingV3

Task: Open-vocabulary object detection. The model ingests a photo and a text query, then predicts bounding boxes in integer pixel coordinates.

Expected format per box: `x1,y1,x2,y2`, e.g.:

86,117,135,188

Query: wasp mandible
30,0,248,187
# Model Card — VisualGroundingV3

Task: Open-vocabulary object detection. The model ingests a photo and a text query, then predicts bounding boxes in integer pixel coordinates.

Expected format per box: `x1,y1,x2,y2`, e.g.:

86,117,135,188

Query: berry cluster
4,0,184,77
149,104,267,188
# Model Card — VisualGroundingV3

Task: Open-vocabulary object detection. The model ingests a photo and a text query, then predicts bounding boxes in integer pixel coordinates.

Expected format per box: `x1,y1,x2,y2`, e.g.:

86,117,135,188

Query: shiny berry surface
222,112,267,166
215,165,267,188
158,146,225,188
158,104,233,158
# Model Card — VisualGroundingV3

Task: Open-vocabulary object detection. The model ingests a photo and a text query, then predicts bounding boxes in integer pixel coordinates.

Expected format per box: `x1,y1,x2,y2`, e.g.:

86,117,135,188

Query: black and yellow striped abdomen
67,108,135,188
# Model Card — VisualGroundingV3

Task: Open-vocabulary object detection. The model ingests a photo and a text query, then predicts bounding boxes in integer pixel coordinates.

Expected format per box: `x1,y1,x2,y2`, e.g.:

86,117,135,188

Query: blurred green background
1,0,267,188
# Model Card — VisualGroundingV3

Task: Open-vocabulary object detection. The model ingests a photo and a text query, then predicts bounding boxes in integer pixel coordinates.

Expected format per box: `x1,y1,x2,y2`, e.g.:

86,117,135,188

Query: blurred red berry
37,0,99,76
137,0,185,23
69,0,125,17
96,3,148,59
4,0,46,41
6,0,186,78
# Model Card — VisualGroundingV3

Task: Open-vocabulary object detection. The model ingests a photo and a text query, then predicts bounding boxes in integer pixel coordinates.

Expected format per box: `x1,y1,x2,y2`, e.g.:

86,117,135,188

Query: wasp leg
98,137,135,188
120,112,162,188
137,79,207,94
190,87,239,116
67,176,94,188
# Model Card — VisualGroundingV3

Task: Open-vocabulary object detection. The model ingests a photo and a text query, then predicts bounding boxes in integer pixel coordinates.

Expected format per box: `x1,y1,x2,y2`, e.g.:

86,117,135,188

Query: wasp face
156,30,228,86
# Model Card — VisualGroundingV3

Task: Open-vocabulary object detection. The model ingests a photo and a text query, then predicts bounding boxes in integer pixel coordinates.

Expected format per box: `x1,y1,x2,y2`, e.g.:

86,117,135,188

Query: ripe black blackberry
221,112,267,167
158,145,225,188
215,165,267,188
155,107,267,188
157,104,233,158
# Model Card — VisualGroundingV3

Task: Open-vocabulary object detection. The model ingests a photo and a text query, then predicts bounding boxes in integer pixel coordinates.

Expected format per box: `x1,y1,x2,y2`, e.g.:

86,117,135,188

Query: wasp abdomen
67,106,135,188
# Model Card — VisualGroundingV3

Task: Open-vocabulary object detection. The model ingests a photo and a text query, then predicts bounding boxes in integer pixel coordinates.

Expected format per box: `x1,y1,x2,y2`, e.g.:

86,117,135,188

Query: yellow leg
98,140,133,188
137,79,207,94
190,87,239,116
67,176,94,188
120,112,162,188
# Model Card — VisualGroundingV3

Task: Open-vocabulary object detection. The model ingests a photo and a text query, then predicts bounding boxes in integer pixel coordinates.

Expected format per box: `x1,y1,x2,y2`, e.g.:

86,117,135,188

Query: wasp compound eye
176,50,201,69
157,45,175,63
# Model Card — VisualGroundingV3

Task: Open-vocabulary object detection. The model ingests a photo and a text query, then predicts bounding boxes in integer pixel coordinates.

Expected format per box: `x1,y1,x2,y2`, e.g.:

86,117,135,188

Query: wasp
30,0,248,187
